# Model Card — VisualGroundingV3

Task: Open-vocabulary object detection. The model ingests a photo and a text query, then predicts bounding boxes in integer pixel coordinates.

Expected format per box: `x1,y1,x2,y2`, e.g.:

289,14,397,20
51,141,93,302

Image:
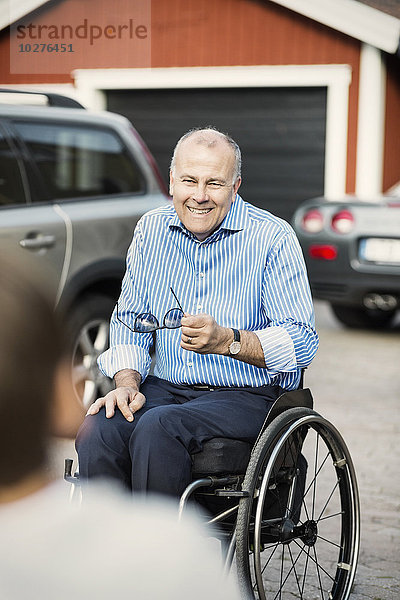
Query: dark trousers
75,375,281,497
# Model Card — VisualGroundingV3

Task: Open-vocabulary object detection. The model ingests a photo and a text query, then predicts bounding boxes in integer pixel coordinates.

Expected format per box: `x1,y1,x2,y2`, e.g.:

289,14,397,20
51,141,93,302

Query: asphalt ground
50,300,400,599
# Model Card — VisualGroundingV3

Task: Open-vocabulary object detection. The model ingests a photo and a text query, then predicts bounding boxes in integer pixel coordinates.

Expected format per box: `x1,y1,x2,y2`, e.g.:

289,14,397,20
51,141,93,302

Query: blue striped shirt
98,195,318,390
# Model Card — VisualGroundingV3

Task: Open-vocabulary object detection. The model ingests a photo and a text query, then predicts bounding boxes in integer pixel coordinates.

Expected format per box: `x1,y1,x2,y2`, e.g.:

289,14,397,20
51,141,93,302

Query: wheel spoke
73,363,90,385
258,540,280,574
316,478,341,522
287,543,303,598
79,326,95,356
82,379,97,409
300,545,311,597
316,533,343,550
279,544,284,599
318,510,344,522
292,539,336,583
299,450,331,512
93,322,109,353
291,449,332,525
312,543,325,600
312,432,320,520
271,543,306,600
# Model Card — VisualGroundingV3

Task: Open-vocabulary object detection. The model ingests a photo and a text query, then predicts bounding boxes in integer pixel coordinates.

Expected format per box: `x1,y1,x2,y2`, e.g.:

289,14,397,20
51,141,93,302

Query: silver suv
0,91,169,407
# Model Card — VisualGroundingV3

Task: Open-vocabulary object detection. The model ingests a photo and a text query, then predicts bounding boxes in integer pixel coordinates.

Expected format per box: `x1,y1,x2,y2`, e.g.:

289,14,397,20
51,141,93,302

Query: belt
190,384,224,392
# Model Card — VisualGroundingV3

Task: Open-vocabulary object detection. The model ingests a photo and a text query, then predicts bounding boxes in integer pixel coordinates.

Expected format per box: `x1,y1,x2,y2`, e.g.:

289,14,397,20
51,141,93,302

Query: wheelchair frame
178,388,360,600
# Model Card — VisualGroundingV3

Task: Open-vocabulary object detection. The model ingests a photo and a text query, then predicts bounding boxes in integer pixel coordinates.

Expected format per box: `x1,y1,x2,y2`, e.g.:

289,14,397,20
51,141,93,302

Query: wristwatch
229,328,241,355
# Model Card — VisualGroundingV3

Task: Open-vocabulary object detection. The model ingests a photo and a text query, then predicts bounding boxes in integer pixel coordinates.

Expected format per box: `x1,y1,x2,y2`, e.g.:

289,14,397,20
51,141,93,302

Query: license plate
359,238,400,264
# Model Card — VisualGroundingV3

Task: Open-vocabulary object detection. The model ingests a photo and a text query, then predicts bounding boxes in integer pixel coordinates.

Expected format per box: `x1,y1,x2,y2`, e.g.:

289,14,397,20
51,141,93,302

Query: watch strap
232,328,240,342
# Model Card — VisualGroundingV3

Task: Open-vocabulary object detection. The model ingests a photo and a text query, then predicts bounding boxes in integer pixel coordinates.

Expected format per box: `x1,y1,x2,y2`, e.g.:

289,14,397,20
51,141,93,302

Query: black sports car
292,185,400,329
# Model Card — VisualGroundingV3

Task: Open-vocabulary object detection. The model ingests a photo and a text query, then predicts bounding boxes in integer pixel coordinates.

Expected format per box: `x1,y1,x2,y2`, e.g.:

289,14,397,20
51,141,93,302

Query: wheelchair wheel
236,407,360,600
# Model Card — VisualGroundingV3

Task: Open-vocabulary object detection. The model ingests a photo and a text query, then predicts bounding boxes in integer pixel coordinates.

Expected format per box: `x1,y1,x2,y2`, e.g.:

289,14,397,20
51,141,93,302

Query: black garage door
107,87,326,222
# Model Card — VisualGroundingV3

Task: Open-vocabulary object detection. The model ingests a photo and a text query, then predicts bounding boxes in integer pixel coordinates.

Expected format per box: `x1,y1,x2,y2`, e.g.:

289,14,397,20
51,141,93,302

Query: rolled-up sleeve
255,231,319,375
97,222,153,381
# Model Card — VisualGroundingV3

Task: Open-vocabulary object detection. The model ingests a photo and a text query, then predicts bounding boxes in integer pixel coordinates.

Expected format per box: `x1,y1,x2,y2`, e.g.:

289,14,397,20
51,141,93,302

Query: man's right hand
86,386,146,422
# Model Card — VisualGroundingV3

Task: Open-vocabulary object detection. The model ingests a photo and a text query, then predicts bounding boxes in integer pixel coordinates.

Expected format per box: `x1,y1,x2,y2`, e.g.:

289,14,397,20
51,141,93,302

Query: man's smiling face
169,132,241,241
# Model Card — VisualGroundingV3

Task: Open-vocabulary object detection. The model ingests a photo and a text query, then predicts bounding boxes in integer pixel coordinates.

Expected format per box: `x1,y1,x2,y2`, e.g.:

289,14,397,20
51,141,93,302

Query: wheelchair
65,384,360,600
177,386,360,600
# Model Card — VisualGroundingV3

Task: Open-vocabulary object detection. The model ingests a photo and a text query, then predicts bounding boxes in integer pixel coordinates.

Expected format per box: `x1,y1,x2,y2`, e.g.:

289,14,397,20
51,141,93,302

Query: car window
0,127,27,207
13,121,144,201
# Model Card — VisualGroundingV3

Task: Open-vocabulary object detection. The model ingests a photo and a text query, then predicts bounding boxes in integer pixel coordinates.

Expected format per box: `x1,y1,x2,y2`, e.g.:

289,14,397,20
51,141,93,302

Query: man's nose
192,185,209,203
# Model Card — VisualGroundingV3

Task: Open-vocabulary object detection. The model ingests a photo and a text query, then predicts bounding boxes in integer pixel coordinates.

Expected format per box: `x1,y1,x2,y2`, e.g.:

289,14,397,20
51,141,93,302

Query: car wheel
68,294,115,409
330,303,396,329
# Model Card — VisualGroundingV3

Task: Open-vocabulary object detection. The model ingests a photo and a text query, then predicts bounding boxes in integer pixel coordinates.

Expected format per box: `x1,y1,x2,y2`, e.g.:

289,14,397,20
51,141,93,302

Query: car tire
67,294,115,409
330,303,396,330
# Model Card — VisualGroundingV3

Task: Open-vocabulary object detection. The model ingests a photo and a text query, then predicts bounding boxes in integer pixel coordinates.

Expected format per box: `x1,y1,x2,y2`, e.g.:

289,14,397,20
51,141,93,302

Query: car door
0,121,67,299
11,117,168,284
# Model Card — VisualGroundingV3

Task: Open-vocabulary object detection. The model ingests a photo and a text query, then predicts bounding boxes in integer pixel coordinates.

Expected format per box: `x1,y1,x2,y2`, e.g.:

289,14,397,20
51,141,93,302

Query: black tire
67,294,115,409
236,407,360,600
331,303,396,329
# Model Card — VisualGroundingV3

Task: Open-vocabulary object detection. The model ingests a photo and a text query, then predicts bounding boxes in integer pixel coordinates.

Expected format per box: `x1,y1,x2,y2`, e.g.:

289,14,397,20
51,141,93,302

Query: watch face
229,341,241,355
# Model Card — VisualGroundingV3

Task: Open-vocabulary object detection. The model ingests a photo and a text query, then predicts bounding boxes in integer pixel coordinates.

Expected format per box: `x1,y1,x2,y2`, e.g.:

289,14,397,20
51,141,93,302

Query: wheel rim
240,415,360,600
72,318,113,409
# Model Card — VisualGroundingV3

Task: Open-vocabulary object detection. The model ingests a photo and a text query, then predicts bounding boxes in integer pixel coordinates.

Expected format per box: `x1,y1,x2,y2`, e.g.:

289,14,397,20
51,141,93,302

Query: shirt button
199,272,205,278
197,304,203,311
187,362,193,367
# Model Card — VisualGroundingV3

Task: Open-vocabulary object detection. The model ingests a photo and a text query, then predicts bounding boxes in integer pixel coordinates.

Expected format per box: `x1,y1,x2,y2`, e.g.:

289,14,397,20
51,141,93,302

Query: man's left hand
180,313,231,355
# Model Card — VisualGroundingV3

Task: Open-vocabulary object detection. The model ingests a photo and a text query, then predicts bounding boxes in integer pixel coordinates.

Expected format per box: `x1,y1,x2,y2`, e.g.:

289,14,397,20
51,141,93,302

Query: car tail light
309,244,338,260
331,209,354,234
301,209,324,233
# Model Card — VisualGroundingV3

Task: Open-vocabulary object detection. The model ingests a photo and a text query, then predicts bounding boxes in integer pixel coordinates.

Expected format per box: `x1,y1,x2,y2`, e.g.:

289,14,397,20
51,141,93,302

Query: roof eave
0,0,51,32
270,0,400,53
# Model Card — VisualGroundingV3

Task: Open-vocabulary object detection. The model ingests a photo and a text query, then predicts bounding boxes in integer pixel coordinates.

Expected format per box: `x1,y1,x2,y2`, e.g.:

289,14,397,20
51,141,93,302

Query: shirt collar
168,194,249,239
219,194,248,232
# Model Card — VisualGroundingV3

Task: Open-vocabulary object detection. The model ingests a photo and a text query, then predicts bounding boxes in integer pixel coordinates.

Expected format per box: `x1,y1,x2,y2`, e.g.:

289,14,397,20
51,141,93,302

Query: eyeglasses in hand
116,287,184,333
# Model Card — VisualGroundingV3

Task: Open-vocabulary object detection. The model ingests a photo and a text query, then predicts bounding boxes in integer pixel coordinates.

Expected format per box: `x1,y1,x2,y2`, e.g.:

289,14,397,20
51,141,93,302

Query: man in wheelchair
76,129,361,600
76,126,319,499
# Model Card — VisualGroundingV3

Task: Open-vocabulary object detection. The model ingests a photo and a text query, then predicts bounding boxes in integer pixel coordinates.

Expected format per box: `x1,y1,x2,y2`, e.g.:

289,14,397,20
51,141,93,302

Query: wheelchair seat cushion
191,438,252,476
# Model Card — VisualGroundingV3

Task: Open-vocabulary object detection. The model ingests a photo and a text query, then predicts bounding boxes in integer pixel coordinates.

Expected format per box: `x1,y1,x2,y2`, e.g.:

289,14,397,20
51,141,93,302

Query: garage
107,86,326,222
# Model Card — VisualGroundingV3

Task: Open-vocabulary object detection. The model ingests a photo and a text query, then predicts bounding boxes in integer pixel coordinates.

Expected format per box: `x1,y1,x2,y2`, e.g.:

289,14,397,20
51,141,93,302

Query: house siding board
150,0,360,68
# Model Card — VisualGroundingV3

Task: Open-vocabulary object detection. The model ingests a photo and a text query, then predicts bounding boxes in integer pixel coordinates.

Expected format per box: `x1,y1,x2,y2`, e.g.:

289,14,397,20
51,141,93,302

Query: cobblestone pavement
51,300,400,599
306,302,400,600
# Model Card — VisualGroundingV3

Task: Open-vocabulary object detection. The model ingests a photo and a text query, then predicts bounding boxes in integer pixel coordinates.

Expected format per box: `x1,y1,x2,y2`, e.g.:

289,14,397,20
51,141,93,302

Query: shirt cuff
254,327,297,374
97,344,152,382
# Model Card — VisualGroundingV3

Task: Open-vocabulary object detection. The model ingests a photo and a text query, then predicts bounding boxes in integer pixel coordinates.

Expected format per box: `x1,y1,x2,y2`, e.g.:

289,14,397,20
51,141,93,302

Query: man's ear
233,176,242,197
50,361,85,439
